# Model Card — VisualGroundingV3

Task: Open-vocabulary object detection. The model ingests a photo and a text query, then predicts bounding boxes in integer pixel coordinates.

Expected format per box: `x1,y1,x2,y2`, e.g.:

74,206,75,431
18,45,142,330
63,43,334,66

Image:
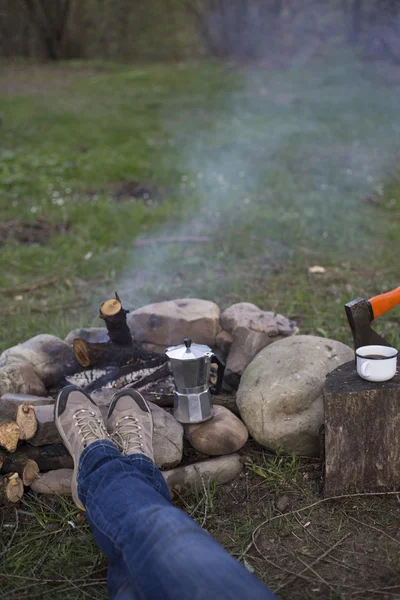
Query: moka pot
165,338,225,424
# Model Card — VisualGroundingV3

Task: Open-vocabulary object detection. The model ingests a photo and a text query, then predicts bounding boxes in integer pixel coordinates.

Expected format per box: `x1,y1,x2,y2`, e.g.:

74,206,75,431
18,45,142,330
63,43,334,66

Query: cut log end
101,298,122,317
72,338,91,367
0,421,20,452
0,452,40,486
0,473,24,504
22,459,40,486
16,403,38,441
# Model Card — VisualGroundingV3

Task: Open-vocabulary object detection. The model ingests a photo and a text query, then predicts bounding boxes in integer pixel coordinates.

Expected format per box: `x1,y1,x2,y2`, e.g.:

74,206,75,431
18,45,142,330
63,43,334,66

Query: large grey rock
0,363,47,397
92,389,183,469
128,298,221,347
237,335,354,456
186,405,248,456
65,327,108,345
0,335,74,386
221,303,299,388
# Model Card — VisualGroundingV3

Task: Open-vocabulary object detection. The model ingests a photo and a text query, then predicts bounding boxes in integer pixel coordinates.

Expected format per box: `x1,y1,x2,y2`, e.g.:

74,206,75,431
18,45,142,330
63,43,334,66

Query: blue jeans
78,440,277,600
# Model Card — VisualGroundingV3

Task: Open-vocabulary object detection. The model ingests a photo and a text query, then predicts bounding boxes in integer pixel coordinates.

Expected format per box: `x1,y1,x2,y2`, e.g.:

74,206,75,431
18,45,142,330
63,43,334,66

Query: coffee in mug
356,345,398,382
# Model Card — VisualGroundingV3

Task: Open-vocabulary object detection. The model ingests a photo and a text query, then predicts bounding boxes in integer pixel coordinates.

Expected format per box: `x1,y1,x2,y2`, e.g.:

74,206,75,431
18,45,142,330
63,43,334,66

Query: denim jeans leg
78,440,277,600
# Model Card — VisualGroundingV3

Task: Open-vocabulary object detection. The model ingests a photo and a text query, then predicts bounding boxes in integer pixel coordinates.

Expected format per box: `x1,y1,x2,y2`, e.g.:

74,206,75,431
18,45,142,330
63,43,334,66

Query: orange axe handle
369,286,400,319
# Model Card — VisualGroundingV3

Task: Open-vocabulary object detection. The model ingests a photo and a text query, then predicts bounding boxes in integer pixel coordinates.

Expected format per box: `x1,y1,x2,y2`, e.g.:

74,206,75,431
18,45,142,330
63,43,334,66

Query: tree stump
323,359,400,496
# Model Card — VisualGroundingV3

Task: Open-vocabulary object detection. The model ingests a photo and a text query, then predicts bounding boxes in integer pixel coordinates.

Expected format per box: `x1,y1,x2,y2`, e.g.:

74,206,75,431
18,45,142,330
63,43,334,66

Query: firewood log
28,404,60,446
0,472,24,504
15,403,37,440
22,443,73,471
0,400,37,442
72,293,156,368
30,469,72,495
72,339,137,368
0,419,20,452
0,393,54,418
99,292,132,346
0,452,39,485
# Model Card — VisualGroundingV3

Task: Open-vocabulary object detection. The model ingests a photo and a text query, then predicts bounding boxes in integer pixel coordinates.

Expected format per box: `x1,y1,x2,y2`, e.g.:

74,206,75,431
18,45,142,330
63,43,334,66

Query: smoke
117,5,400,308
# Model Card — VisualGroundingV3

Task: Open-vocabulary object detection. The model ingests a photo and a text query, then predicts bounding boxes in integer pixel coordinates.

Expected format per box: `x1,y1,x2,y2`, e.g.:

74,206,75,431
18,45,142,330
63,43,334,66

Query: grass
1,55,400,598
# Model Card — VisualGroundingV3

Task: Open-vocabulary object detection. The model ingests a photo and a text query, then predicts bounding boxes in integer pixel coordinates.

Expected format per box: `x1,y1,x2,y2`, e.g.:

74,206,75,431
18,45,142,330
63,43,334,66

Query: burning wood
72,293,166,379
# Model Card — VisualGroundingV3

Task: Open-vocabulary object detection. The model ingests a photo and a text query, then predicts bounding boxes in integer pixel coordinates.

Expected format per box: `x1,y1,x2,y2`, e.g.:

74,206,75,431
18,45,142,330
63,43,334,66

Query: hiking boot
55,385,112,510
106,389,154,462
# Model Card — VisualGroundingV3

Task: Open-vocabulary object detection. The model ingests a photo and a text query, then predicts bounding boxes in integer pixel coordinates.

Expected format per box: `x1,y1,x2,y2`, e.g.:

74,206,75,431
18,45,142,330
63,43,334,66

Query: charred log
72,338,137,368
100,292,132,345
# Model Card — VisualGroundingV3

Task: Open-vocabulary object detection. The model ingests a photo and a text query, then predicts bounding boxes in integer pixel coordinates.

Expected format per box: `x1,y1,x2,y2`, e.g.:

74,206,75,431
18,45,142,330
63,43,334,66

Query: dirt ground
173,440,400,600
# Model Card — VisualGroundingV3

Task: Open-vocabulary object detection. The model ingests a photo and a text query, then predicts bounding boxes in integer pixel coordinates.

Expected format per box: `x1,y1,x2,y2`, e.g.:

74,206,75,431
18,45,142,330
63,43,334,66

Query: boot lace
74,409,109,447
113,416,144,454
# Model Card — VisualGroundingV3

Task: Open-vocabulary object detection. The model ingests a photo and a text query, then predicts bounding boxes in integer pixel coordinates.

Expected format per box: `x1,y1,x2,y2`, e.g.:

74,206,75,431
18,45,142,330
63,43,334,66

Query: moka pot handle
210,353,225,395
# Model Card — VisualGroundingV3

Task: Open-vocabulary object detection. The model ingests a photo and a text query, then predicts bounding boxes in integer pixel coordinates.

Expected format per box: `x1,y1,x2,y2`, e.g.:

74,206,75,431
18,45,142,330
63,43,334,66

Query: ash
66,366,160,390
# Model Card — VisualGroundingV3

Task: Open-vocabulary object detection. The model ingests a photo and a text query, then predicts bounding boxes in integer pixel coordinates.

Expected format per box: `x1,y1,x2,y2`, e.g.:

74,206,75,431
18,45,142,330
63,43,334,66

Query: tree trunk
0,473,24,504
0,452,39,486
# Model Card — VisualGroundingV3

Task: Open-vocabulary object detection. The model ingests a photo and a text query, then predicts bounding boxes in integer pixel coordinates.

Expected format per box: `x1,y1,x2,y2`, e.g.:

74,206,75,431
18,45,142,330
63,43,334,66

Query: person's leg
55,386,276,600
78,440,276,600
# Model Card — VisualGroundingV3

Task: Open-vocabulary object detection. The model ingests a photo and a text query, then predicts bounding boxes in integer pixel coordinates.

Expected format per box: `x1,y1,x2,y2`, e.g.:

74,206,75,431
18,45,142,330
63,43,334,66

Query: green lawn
1,57,400,350
1,56,400,599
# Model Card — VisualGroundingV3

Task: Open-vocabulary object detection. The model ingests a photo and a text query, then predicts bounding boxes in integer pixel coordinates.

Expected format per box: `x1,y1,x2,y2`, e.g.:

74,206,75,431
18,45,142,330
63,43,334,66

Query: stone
128,298,221,347
0,334,74,386
30,455,244,497
29,405,61,446
220,303,299,387
221,302,297,336
276,495,290,512
64,327,109,346
0,364,47,397
186,405,248,456
163,454,244,496
236,335,354,457
215,330,233,359
31,469,73,495
93,390,184,469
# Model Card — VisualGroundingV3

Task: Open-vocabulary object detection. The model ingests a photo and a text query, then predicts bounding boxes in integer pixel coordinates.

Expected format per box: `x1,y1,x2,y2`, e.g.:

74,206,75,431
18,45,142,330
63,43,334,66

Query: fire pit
0,295,298,505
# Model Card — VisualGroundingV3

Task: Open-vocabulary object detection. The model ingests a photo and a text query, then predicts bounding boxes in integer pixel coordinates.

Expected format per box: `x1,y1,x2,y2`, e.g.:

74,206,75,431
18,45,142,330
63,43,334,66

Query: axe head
345,297,390,350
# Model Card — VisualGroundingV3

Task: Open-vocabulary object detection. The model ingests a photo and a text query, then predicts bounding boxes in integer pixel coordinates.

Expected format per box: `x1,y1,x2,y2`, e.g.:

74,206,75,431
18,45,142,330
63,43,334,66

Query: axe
345,287,400,349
